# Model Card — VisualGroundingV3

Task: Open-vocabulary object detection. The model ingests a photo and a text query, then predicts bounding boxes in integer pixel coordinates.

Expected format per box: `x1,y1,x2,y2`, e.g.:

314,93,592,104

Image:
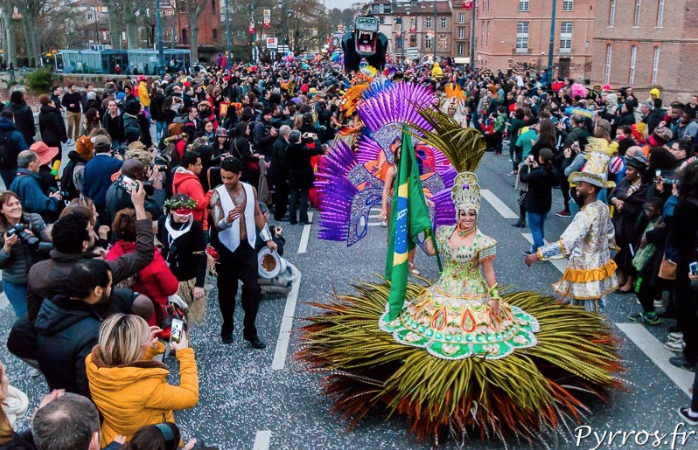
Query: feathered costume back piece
317,81,456,245
300,104,624,447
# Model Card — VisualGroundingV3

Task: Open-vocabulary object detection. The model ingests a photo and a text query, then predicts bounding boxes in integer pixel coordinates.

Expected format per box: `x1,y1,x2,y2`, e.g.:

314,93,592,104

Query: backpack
0,130,13,170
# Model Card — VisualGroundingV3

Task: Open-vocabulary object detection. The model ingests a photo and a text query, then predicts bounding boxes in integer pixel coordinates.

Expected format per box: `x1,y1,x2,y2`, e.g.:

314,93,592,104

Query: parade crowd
0,57,695,448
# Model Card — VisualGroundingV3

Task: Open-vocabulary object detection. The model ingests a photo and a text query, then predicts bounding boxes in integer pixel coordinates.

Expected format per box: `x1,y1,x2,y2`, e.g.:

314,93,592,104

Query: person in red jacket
172,151,212,230
106,208,179,338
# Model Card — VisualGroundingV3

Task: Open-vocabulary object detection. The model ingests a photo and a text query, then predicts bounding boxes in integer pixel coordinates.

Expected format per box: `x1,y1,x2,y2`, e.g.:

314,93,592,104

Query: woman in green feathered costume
298,107,624,446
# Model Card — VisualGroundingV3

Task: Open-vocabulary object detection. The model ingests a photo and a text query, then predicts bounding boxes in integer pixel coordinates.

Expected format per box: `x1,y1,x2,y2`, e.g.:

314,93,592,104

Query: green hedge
26,68,53,92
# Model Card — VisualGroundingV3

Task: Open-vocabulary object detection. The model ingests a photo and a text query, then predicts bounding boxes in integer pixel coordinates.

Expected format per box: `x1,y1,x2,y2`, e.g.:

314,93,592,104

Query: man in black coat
34,259,112,396
286,130,324,225
271,126,291,221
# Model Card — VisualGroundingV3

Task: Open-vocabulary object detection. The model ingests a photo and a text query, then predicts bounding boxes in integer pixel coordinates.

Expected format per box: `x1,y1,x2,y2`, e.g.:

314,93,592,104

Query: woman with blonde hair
86,314,198,446
0,360,31,449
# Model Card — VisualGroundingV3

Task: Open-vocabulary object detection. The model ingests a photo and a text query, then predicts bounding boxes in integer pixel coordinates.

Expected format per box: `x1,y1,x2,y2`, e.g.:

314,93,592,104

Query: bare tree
0,0,18,66
17,0,49,67
177,0,208,63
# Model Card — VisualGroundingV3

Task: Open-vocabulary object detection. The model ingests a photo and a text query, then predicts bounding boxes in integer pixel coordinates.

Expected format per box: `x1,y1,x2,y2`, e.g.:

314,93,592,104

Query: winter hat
651,127,673,146
75,136,94,160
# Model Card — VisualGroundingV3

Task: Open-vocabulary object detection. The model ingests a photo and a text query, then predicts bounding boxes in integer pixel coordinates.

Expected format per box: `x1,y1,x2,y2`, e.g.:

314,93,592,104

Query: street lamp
155,0,165,76
225,0,232,66
433,0,437,60
547,0,558,86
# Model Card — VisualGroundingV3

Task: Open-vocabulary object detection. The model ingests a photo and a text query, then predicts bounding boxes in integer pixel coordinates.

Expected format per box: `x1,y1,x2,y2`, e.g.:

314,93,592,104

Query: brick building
591,0,698,102
363,0,457,62
473,0,595,79
177,0,222,48
451,2,472,63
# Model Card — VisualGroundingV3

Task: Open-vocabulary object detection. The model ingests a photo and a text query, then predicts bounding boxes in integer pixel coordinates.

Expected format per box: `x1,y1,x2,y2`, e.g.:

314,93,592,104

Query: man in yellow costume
525,138,619,312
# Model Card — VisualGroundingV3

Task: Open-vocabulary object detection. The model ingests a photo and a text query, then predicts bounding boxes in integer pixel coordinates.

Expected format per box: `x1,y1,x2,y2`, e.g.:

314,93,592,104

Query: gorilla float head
354,16,380,57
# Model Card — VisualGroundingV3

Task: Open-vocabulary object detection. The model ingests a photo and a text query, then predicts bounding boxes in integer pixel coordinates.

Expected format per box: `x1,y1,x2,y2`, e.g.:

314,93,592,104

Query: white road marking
272,271,301,370
481,189,519,219
615,323,692,398
521,233,568,274
297,212,314,254
252,430,272,450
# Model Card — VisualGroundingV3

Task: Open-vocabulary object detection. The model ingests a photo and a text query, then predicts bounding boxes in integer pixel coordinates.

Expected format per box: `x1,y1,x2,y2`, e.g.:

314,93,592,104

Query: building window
182,28,188,45
516,22,529,52
604,44,612,85
657,0,665,27
609,0,616,26
384,3,392,13
629,45,637,84
458,43,464,55
379,16,384,24
440,17,447,28
563,0,574,11
87,13,93,20
560,22,572,52
212,29,218,41
459,13,465,24
439,34,447,49
633,0,641,27
458,27,465,39
480,20,484,45
652,47,660,83
211,0,216,14
425,36,433,49
519,0,529,12
372,5,380,14
425,17,432,29
486,21,490,47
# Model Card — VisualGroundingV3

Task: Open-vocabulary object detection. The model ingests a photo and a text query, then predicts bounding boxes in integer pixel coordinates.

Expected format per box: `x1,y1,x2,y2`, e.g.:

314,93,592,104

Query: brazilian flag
385,129,433,320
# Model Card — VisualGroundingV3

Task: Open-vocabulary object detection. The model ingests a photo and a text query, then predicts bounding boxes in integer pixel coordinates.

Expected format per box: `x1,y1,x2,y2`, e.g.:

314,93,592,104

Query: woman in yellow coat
137,76,151,110
85,314,199,447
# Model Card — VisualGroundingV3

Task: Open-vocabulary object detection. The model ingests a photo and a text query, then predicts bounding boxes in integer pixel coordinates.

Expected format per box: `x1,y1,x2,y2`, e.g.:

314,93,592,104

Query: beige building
591,0,698,102
363,0,456,62
474,0,595,79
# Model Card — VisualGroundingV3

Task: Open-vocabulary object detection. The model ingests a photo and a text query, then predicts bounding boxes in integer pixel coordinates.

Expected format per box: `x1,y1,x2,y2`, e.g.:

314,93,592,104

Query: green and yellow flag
385,129,433,320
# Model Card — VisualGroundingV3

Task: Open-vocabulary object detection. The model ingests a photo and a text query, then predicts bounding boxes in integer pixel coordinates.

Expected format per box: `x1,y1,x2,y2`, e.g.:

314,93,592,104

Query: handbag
234,139,259,171
658,255,677,281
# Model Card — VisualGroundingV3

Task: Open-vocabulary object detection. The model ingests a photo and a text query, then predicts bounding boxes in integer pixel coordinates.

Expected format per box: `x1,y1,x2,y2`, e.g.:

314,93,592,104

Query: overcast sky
326,0,358,10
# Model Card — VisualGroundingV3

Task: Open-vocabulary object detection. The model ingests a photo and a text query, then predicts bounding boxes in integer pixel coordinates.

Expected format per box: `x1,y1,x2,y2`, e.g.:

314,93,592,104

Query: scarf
165,214,193,242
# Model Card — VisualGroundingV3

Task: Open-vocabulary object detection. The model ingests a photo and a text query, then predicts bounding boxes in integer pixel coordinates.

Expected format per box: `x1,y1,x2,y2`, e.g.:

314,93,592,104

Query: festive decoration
298,281,623,444
342,15,389,72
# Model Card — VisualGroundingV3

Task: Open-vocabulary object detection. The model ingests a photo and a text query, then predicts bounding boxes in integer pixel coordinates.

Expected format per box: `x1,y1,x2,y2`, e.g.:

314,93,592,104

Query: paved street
0,150,694,450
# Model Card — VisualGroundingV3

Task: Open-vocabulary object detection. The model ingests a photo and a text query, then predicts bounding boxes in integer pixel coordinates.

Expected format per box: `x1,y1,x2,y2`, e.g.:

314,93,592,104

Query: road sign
406,47,419,60
266,37,278,49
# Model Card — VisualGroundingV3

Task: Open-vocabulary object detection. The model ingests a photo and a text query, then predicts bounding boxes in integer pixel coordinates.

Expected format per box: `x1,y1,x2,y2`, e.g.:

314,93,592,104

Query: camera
117,175,140,194
7,224,39,250
48,187,70,198
149,163,168,172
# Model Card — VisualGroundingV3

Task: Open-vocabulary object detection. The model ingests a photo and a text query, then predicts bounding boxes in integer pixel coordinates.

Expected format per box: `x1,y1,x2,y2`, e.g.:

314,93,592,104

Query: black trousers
289,187,309,224
677,281,698,364
217,241,260,341
274,179,289,220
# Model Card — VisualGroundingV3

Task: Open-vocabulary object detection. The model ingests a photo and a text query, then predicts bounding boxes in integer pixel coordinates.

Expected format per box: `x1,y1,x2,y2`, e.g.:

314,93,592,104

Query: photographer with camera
0,191,52,317
105,159,166,227
9,150,62,223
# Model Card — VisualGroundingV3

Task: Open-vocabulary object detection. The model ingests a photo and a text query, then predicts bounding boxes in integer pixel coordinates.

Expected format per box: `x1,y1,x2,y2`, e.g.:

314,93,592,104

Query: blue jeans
527,211,548,252
3,280,27,318
156,120,168,142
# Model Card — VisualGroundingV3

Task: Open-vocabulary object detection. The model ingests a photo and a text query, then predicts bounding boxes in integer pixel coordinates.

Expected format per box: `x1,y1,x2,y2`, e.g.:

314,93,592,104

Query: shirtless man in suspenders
210,157,277,349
